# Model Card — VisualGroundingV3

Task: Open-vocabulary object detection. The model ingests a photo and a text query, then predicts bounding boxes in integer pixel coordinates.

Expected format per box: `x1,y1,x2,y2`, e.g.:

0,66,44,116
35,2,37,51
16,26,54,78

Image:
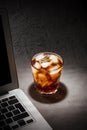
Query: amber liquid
31,53,63,94
34,78,60,94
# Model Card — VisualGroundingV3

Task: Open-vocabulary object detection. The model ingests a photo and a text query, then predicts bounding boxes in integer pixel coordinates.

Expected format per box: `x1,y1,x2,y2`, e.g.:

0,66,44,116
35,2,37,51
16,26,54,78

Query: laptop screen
0,9,19,95
0,15,12,86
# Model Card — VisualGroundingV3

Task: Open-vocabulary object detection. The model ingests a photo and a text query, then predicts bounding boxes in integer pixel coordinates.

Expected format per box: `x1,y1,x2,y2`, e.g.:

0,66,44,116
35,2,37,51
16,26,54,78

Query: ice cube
50,55,58,63
40,55,51,62
34,62,41,69
36,54,45,61
38,73,47,81
49,66,58,72
41,62,50,68
50,67,62,75
50,70,59,75
37,73,48,87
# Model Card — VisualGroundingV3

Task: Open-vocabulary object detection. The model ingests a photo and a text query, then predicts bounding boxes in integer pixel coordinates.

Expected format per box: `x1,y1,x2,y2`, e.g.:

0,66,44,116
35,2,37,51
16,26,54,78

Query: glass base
36,87,58,95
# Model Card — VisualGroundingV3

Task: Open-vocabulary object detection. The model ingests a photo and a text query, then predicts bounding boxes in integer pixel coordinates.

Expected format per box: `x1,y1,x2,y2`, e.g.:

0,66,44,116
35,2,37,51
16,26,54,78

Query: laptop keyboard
0,95,34,130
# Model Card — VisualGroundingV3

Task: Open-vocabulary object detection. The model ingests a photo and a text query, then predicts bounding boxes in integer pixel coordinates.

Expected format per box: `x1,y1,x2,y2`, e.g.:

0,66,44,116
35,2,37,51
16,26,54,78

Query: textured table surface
0,1,87,130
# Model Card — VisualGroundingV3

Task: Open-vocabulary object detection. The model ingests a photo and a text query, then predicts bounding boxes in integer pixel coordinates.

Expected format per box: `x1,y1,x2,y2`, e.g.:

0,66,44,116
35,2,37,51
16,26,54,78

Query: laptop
0,8,52,130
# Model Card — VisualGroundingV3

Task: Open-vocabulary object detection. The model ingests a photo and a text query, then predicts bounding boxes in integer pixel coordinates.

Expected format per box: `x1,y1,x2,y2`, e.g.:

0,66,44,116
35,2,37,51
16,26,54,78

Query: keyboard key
12,124,19,129
9,96,16,100
1,108,8,113
8,99,18,105
12,109,20,115
18,119,26,126
1,102,8,107
2,98,8,102
8,105,15,111
27,119,33,124
5,118,13,124
6,112,13,118
15,103,25,112
0,115,6,120
13,112,29,121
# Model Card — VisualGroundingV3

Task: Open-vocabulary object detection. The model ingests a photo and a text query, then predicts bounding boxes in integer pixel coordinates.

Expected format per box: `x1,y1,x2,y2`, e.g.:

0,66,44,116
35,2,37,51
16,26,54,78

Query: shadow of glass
28,82,68,104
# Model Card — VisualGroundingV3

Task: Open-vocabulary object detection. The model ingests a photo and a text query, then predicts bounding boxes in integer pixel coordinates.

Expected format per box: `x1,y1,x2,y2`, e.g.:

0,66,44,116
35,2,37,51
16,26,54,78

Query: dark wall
0,1,87,70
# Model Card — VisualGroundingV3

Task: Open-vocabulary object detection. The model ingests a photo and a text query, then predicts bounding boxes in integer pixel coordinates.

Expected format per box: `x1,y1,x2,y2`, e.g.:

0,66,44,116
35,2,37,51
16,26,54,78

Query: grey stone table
1,1,87,130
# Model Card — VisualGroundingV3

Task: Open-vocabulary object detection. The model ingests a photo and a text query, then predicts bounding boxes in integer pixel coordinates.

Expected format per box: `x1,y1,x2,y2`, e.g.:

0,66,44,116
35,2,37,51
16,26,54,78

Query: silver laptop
0,8,52,130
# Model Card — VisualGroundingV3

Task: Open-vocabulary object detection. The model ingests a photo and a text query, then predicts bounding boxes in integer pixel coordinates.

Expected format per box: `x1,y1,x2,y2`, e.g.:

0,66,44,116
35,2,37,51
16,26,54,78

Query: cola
31,52,64,94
